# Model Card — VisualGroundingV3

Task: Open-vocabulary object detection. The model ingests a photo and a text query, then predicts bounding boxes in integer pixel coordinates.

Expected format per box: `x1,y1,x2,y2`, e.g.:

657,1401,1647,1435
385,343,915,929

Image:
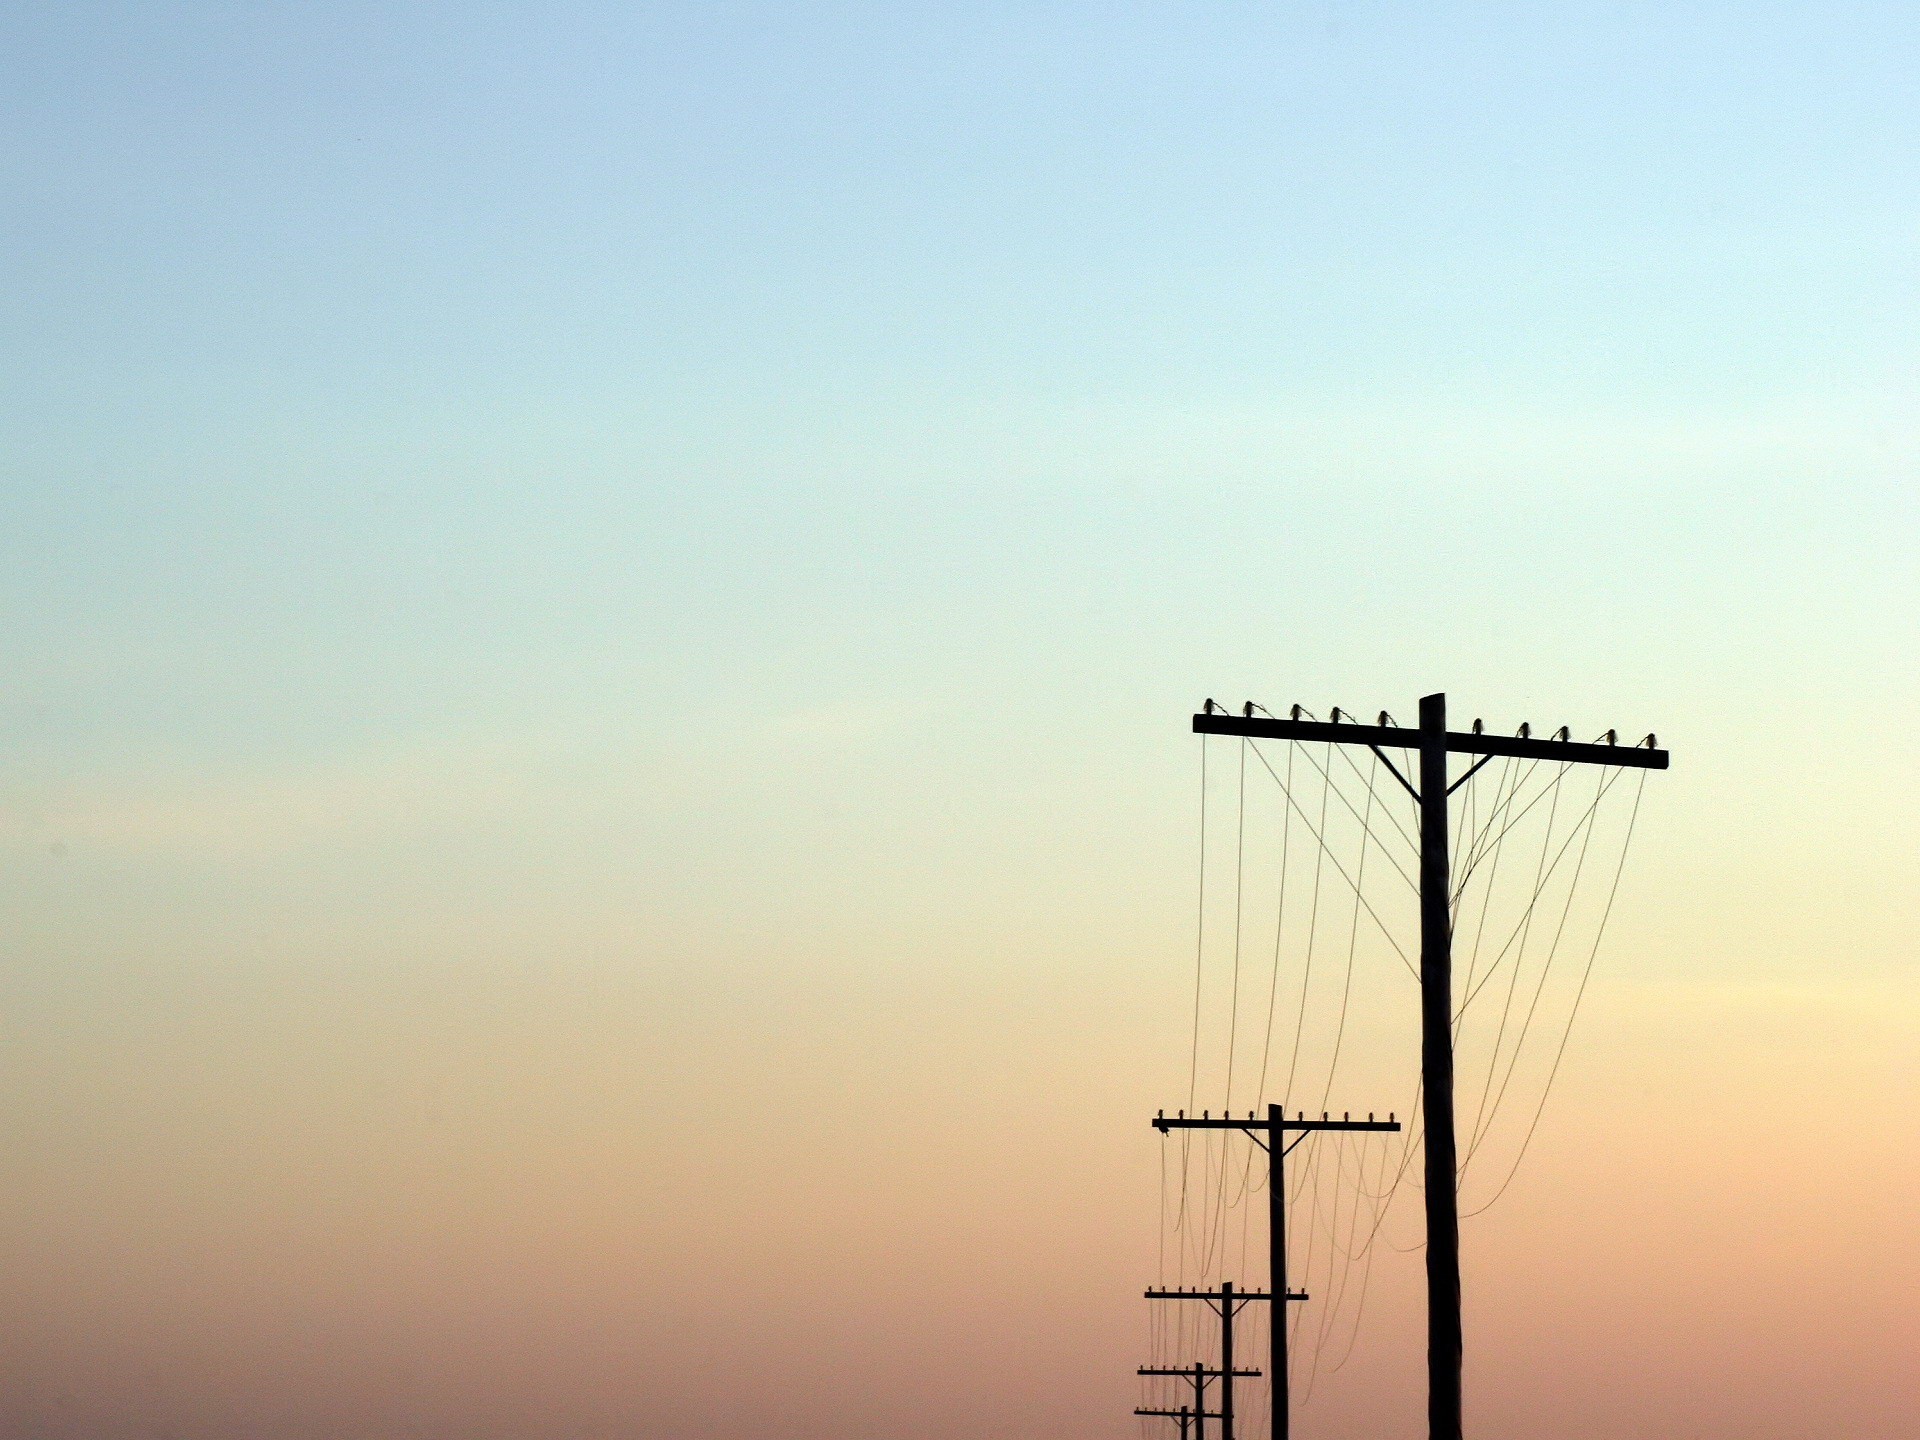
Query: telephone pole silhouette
1153,1105,1401,1440
1136,1363,1260,1440
1192,693,1668,1440
1143,1281,1295,1440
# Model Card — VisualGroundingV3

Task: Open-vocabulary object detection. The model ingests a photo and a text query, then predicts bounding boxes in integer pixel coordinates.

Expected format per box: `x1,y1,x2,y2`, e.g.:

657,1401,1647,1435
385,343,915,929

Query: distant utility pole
1137,1362,1262,1440
1153,1106,1401,1440
1192,694,1668,1440
1134,1404,1218,1440
1143,1281,1295,1440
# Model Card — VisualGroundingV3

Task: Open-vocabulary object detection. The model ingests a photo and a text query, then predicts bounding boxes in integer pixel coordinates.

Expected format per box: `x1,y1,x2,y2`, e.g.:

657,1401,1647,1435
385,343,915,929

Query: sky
1,3,1916,1438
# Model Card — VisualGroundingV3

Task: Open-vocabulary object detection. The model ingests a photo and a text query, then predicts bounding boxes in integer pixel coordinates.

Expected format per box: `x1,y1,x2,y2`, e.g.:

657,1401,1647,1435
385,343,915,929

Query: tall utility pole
1144,1282,1294,1440
1192,694,1667,1440
1153,1106,1401,1440
1137,1363,1261,1440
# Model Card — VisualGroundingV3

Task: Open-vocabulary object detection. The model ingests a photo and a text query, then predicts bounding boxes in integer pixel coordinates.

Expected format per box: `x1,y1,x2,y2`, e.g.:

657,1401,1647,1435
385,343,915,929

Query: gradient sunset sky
3,5,1917,1439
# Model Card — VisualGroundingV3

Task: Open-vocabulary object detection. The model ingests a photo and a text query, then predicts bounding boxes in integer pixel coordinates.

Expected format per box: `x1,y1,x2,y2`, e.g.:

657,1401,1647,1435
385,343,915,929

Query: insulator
1605,728,1618,745
1519,722,1531,738
1472,718,1483,733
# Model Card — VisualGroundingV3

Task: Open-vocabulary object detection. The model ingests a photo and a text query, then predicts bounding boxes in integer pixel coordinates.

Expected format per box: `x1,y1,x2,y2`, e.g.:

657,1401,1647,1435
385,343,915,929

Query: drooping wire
1452,753,1546,903
1247,741,1417,978
1252,738,1297,1110
1281,741,1333,1108
1175,736,1207,1243
1324,1134,1392,1372
1200,744,1253,1269
1455,764,1626,1023
1318,749,1379,1111
1452,754,1524,1024
1283,737,1419,893
1452,751,1584,898
1461,768,1649,1216
1225,739,1250,1113
1464,765,1617,1166
1464,763,1569,1154
1253,704,1421,870
1302,1132,1370,1401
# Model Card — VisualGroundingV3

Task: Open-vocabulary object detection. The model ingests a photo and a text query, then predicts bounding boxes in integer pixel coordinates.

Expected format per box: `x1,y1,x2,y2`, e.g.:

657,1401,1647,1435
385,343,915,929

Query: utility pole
1153,1107,1401,1440
1137,1363,1261,1440
1144,1283,1294,1440
1191,694,1667,1440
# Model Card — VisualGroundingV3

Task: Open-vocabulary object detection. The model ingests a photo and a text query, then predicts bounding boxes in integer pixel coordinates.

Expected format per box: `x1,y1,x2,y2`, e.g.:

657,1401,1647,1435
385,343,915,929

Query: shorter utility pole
1137,1363,1260,1440
1144,1282,1297,1440
1135,1405,1220,1440
1154,1107,1400,1440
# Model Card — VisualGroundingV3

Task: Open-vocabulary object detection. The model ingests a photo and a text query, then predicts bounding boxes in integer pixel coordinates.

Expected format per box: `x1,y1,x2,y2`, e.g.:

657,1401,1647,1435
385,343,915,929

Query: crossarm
1136,1410,1225,1420
1137,1368,1263,1378
1153,1112,1399,1133
1192,712,1668,770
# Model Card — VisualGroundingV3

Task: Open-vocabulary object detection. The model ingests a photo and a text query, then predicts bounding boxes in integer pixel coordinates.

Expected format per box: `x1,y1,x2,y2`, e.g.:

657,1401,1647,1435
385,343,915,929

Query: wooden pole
1219,1280,1236,1440
1268,1103,1289,1440
1419,692,1462,1440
